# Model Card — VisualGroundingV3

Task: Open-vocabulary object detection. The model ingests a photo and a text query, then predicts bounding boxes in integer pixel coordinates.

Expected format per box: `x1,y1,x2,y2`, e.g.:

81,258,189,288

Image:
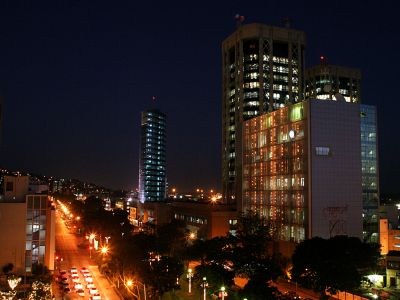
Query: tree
28,281,52,300
155,219,187,256
142,256,183,300
292,236,381,298
239,275,281,300
230,212,281,279
194,263,235,295
1,263,13,275
31,263,52,283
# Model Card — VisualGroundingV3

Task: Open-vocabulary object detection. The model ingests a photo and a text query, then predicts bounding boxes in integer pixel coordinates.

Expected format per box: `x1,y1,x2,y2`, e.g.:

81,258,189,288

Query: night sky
0,1,398,193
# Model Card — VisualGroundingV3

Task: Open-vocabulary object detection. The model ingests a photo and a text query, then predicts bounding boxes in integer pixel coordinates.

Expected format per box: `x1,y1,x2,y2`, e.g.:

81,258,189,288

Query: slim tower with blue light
138,108,166,202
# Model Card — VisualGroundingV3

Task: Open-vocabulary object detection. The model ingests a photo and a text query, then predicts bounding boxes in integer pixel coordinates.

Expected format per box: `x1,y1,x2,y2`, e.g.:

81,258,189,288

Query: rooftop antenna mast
151,95,157,109
235,14,245,28
282,17,291,28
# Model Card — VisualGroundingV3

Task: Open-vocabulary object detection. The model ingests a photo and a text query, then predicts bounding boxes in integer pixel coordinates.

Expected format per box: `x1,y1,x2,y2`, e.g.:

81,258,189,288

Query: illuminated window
315,147,330,156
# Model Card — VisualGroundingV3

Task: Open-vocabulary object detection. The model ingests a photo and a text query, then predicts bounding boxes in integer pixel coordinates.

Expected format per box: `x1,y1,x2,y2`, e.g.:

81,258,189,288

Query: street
54,209,121,300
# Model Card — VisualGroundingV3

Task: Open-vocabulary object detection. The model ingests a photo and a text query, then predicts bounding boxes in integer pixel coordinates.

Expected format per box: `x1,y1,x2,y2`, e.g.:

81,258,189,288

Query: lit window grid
360,105,379,243
25,195,48,273
243,103,307,242
139,110,167,202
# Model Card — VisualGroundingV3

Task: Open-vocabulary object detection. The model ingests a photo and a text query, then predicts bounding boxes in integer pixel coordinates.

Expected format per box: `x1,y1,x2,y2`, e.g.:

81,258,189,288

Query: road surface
54,209,121,300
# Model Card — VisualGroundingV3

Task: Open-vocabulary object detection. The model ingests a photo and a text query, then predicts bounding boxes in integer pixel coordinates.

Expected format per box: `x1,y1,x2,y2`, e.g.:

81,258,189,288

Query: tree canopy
291,235,380,297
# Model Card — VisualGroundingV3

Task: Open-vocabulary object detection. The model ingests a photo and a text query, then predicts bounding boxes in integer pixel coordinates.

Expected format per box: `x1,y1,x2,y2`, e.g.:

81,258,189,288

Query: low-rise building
138,200,237,239
0,176,55,274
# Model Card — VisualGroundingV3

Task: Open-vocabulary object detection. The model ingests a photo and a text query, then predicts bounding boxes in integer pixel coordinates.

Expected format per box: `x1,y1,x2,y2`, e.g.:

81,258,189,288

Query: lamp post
201,277,208,300
187,268,193,293
221,286,226,300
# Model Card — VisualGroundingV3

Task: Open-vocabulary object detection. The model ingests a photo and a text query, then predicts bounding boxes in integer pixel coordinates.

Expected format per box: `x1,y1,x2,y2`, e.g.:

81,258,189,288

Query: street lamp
101,246,109,255
201,277,208,300
221,286,226,300
187,268,193,293
189,232,196,240
105,236,111,244
126,280,133,287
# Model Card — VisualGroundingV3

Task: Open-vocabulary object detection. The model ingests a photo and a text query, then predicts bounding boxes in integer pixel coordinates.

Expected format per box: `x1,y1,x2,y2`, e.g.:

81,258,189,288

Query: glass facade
138,109,166,202
222,24,306,205
25,195,48,272
360,105,379,243
243,102,307,242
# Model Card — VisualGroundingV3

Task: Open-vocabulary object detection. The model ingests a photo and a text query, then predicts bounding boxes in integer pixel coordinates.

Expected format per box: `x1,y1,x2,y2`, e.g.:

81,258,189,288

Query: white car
72,277,80,283
70,267,78,274
71,273,79,278
90,294,101,300
86,283,96,289
74,283,83,290
89,288,99,295
85,277,93,283
83,271,91,277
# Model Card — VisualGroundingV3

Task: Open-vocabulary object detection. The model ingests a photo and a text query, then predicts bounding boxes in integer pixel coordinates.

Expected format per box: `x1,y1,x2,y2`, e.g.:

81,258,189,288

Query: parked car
83,271,91,277
86,283,96,289
89,288,99,295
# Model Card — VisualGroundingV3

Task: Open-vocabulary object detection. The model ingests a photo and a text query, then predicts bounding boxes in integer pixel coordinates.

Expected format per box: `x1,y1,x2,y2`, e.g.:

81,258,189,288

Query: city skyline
0,1,398,193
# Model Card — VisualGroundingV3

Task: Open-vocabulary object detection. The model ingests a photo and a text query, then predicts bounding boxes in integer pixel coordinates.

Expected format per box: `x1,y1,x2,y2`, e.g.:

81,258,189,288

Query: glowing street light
221,286,226,300
201,277,208,300
187,268,193,293
189,232,196,240
126,279,133,287
101,246,109,255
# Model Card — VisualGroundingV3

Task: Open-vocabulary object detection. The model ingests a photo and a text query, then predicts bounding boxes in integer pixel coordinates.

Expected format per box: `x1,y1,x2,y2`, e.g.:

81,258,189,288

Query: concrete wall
3,176,29,202
0,203,27,273
309,99,363,239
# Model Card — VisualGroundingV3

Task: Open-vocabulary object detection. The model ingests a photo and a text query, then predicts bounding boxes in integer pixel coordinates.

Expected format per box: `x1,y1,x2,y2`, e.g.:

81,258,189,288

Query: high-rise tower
222,23,306,205
138,109,166,202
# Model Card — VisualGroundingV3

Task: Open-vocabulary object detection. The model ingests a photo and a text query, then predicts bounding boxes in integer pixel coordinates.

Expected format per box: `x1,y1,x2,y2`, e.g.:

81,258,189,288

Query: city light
7,276,21,291
187,268,193,293
221,286,226,300
101,246,109,254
